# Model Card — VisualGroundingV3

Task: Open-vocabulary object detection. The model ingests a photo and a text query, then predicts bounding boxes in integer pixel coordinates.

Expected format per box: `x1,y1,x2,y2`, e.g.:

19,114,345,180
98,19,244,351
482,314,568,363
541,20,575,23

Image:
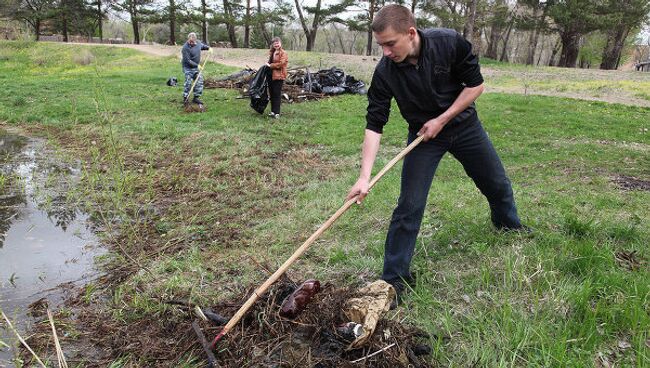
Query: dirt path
96,43,650,108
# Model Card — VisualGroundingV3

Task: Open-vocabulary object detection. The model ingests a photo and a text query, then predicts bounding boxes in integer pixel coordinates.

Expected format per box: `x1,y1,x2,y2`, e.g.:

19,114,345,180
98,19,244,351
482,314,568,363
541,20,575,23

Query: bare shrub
73,50,95,65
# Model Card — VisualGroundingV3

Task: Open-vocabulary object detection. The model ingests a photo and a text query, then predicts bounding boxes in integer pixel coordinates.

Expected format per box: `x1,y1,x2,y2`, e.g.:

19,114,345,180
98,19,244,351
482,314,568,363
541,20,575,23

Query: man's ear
408,27,417,39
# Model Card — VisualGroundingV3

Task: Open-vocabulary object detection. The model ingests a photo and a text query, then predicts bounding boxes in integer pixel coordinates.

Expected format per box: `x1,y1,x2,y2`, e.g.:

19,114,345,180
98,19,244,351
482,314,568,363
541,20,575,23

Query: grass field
0,41,648,367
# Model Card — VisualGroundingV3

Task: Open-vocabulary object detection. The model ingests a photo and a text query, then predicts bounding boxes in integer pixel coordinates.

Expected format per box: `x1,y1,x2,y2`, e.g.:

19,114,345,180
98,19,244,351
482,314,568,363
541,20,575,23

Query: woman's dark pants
269,80,284,114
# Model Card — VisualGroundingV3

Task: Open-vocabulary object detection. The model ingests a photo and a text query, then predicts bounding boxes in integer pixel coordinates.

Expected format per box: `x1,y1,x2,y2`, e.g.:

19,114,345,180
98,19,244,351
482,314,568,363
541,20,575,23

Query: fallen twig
350,342,396,364
0,309,47,368
47,309,69,368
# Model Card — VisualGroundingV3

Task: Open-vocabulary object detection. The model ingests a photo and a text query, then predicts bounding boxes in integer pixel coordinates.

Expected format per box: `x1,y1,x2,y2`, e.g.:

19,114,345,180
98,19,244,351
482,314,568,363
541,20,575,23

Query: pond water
0,129,104,366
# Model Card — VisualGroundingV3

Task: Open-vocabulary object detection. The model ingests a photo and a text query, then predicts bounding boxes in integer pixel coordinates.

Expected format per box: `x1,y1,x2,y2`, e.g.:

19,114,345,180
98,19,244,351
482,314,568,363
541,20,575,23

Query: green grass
1,40,648,367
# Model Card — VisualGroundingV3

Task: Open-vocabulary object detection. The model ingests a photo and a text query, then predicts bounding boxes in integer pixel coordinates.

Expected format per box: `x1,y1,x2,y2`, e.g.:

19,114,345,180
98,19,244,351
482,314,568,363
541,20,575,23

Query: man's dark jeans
382,116,522,284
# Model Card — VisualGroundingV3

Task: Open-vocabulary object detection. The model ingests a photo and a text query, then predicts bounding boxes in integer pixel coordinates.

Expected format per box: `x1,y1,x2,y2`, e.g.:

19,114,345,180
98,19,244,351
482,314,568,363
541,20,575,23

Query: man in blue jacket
346,5,528,304
182,32,211,105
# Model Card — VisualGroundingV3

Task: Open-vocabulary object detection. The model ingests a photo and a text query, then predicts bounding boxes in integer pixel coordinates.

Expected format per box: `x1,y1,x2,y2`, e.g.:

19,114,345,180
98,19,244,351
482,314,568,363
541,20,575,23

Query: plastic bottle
336,322,364,341
279,279,321,319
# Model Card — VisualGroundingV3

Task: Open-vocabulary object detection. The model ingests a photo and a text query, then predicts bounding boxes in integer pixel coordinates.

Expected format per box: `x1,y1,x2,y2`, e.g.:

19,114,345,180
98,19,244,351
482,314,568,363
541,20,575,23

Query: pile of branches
204,67,367,103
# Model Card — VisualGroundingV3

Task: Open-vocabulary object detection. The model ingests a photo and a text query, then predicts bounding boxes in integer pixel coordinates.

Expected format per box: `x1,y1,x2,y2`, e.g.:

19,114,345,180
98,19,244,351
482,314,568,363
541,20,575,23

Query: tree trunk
97,0,103,41
463,0,477,43
257,0,271,45
366,0,375,56
33,19,41,41
558,30,580,68
169,0,176,45
334,25,346,54
600,25,629,70
62,0,68,42
133,21,140,44
471,26,482,56
244,0,251,47
526,4,547,65
201,0,208,43
486,25,501,59
548,37,560,66
223,0,238,47
306,30,317,51
294,0,312,50
499,19,514,62
305,0,322,51
292,0,323,52
130,4,140,44
349,31,358,54
411,0,417,14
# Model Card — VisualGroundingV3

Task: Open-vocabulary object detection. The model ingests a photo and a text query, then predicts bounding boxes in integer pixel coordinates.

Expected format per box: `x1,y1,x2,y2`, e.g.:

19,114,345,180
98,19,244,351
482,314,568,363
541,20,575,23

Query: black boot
193,96,204,105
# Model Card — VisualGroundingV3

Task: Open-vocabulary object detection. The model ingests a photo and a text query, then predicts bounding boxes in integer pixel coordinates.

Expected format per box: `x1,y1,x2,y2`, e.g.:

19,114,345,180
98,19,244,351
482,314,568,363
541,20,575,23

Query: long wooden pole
211,135,425,348
186,51,211,102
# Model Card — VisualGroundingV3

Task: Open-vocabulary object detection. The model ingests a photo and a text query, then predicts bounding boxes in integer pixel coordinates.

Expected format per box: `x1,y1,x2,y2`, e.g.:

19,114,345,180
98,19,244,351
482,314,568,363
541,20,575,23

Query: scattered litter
279,279,321,319
342,280,396,348
166,77,178,87
205,280,431,367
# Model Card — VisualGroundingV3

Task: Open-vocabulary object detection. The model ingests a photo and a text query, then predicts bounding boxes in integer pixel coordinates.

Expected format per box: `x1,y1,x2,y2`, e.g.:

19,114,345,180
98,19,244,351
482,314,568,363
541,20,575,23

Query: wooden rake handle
211,134,425,348
187,52,211,99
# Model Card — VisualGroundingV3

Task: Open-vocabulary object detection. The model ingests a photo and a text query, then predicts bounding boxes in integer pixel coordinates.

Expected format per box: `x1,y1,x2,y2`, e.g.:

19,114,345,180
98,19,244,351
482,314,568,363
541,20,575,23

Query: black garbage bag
321,86,346,95
303,81,322,93
302,70,322,93
249,65,271,114
318,67,346,87
345,75,367,95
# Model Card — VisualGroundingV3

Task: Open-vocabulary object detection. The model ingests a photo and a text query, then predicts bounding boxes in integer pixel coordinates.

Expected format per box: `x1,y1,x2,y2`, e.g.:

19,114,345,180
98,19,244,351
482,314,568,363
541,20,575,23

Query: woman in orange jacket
266,37,288,118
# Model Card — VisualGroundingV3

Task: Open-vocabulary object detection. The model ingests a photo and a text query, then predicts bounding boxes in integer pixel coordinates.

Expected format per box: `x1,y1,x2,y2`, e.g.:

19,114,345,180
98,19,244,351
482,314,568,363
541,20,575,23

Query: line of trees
1,0,649,70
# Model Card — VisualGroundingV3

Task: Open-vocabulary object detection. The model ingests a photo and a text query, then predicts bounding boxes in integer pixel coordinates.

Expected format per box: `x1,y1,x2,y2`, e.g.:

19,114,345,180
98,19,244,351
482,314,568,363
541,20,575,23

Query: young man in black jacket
346,4,527,300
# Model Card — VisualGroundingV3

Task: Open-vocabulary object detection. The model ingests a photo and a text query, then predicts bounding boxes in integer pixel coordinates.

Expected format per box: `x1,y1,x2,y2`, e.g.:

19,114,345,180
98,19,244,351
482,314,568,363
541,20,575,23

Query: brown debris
615,250,646,271
612,175,650,191
20,282,432,367
208,282,432,368
204,66,369,103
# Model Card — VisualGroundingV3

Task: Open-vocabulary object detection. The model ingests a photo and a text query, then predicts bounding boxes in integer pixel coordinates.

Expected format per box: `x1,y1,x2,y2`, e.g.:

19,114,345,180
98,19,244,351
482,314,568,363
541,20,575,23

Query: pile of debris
204,66,367,103
17,279,433,367
196,280,433,367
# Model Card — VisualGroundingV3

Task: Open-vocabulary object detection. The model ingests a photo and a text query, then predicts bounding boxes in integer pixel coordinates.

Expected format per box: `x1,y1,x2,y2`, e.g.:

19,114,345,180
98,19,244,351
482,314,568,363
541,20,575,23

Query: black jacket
366,29,484,134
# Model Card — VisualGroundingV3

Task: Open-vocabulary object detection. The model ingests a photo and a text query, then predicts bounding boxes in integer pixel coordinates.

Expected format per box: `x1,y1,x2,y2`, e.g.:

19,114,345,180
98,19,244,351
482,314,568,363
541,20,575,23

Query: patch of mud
612,175,650,191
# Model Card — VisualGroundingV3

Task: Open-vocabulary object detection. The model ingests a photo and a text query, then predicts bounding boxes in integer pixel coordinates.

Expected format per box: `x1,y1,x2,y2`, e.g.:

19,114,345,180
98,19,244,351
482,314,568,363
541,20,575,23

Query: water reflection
0,129,103,366
1,134,27,249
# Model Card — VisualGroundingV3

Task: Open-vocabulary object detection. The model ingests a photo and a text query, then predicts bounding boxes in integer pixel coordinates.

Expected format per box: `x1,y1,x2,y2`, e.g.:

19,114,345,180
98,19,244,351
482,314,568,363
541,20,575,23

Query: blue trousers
382,116,522,284
183,67,203,99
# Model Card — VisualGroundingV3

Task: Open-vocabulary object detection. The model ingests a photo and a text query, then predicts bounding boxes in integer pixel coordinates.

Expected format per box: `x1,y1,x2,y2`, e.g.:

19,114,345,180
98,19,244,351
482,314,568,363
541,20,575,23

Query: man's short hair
371,4,416,34
188,32,197,40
